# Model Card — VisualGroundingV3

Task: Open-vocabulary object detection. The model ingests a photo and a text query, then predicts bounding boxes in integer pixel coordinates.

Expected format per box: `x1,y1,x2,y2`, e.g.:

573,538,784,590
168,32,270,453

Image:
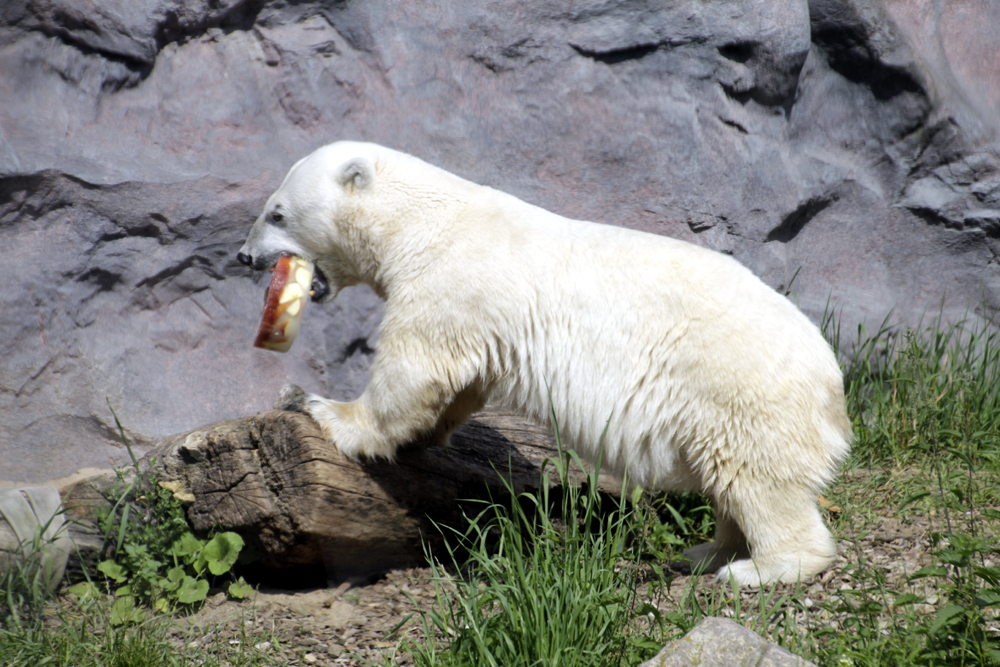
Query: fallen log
62,406,621,581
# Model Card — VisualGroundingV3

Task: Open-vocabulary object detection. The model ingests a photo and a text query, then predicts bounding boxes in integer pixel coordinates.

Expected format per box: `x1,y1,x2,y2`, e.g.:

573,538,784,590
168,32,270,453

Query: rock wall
2,0,998,483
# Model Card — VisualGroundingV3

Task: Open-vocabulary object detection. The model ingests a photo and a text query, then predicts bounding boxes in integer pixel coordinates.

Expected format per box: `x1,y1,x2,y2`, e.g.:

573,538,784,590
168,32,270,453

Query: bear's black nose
237,252,253,267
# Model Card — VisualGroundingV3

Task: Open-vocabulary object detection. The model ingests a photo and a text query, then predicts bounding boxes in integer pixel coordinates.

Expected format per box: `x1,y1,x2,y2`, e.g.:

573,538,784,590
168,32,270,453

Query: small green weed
1,587,284,667
909,533,1000,665
0,406,279,667
89,407,253,621
0,512,184,667
643,491,715,554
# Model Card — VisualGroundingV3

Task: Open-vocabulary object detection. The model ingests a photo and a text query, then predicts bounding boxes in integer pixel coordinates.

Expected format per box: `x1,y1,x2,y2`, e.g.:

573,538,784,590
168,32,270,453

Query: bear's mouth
310,265,329,302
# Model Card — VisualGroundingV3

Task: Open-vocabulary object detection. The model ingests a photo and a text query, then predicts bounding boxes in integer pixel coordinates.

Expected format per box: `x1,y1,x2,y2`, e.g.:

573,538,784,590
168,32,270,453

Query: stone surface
1,0,999,482
639,616,818,667
0,486,72,592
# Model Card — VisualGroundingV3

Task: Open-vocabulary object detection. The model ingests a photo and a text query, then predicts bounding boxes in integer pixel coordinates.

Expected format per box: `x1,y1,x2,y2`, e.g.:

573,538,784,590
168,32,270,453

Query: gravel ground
162,505,971,667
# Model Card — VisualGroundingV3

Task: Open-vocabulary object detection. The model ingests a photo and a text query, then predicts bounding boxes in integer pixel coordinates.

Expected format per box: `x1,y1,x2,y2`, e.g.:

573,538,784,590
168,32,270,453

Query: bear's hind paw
715,556,822,587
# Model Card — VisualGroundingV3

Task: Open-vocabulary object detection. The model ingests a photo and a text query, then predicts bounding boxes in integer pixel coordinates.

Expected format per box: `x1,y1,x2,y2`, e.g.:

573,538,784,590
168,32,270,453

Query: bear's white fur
238,141,852,587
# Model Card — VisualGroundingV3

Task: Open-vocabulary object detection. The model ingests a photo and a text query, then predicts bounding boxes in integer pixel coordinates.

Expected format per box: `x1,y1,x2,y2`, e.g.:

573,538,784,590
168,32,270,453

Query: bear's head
237,142,382,304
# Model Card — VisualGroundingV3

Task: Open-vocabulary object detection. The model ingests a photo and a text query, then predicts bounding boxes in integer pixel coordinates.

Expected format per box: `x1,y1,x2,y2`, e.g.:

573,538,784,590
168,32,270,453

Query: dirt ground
164,507,946,667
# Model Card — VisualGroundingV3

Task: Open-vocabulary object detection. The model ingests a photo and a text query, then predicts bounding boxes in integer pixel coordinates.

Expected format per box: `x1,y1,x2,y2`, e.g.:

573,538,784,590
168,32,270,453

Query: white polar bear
237,141,852,587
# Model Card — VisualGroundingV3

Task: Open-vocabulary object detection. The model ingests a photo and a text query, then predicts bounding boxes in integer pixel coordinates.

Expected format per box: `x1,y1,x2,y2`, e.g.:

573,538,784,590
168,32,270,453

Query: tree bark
62,407,621,580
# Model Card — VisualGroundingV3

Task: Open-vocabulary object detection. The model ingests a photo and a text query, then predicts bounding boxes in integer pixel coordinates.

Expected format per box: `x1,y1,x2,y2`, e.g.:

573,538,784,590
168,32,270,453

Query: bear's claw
274,384,309,413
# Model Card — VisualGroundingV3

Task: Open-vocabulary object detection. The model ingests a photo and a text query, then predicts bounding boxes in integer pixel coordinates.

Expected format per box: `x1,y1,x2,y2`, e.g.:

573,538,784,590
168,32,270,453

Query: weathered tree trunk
62,407,621,580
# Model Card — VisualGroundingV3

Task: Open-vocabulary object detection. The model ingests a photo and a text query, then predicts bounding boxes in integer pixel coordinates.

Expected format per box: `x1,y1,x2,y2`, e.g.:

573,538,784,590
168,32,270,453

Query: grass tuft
403,435,670,667
824,309,1000,470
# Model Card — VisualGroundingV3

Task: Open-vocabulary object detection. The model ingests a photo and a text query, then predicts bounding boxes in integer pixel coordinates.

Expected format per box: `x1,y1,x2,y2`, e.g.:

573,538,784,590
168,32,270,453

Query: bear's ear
336,157,375,192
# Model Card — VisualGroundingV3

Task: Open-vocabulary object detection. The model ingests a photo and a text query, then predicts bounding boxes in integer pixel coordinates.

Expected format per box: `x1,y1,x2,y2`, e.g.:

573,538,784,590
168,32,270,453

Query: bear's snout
237,251,273,271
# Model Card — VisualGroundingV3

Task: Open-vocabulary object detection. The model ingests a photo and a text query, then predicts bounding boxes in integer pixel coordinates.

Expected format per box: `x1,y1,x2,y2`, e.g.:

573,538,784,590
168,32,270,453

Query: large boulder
1,0,998,483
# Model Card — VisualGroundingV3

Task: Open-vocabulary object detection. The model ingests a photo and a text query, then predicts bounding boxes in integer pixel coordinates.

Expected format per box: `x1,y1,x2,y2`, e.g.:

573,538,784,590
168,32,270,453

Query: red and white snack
253,255,314,352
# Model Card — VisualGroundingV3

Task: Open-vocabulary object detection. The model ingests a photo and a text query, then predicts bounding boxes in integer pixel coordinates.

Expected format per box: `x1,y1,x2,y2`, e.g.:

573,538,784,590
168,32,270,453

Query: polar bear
236,141,851,587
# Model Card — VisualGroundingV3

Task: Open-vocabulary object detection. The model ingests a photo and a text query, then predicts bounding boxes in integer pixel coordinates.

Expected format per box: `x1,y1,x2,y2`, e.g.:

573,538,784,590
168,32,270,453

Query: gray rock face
1,0,998,482
639,616,818,667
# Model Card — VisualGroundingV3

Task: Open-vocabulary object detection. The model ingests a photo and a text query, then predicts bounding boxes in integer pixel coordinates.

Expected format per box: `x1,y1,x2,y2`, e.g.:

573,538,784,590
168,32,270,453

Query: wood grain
62,407,621,579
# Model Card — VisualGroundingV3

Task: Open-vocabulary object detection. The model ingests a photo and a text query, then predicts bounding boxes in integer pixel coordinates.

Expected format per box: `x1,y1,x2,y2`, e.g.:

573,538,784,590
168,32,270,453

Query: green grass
0,519,179,667
826,309,1000,470
0,569,284,667
0,412,279,667
402,441,670,667
4,309,1000,666
394,309,1000,667
807,309,1000,666
651,309,1000,666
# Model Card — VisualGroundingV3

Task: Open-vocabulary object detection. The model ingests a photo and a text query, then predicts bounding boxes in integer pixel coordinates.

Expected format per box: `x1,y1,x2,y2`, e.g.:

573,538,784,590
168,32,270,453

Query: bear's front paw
330,437,367,463
274,384,309,413
303,395,399,463
329,432,398,463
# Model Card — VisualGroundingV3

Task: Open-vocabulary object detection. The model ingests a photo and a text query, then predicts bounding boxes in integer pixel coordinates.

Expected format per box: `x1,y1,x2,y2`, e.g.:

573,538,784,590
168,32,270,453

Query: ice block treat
253,255,314,352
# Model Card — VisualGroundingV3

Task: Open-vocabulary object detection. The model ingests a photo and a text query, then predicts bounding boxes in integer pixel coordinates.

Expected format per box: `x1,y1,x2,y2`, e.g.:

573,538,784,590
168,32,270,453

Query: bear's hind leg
428,386,486,449
715,485,838,587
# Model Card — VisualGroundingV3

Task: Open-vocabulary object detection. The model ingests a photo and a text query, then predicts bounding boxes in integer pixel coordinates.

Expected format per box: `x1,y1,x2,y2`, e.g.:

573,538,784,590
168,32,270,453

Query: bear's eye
271,211,284,224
